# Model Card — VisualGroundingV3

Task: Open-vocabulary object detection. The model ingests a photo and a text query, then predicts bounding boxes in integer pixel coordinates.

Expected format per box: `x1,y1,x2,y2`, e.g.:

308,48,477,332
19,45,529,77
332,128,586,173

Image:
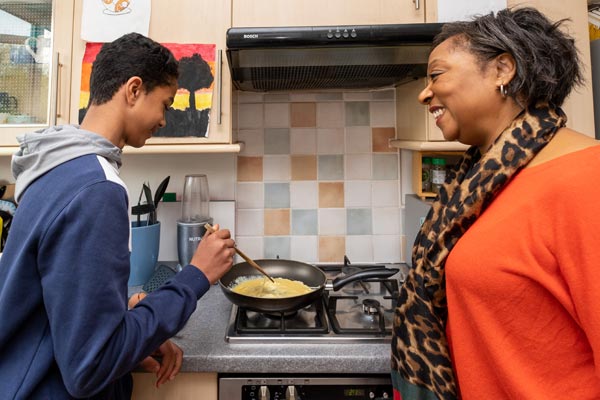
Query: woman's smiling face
418,37,505,149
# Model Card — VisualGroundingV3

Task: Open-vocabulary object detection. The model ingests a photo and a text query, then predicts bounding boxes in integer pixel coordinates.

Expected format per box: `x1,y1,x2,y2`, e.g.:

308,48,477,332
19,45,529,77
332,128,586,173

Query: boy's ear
125,76,143,105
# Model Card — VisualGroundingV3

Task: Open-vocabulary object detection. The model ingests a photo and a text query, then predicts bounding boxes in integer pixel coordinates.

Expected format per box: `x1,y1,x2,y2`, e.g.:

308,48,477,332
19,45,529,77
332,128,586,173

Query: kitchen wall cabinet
131,372,217,400
392,78,468,151
232,0,428,26
0,0,241,156
0,0,75,147
69,0,238,153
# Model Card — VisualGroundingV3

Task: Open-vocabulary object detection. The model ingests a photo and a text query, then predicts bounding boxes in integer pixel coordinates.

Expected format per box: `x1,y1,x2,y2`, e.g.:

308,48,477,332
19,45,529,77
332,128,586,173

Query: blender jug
177,174,212,268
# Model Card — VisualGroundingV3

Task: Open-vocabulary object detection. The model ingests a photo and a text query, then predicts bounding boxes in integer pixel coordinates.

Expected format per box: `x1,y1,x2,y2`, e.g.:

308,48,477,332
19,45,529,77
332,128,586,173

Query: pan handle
328,268,399,291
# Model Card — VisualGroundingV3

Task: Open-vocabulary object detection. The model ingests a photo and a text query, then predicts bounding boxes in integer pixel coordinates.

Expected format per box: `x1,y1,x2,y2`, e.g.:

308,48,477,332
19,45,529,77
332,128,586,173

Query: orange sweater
446,146,600,399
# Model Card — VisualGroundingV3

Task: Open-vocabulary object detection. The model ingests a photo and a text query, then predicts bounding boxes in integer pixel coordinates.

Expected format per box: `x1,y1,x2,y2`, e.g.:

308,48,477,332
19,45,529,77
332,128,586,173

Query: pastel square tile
318,208,346,235
292,209,318,235
347,208,372,235
263,155,291,181
291,155,317,181
373,235,401,262
236,182,264,209
345,126,371,154
317,102,344,128
372,207,401,235
236,209,264,236
264,94,290,102
234,236,264,262
238,92,264,103
372,127,396,152
319,182,344,208
318,236,346,263
237,129,264,156
317,128,344,154
238,103,263,129
371,89,395,100
291,102,317,127
291,236,318,263
264,182,290,208
372,181,399,207
343,92,371,101
237,156,263,182
290,93,318,102
264,209,291,236
316,93,343,101
318,155,344,181
290,128,317,154
290,181,318,209
344,181,372,207
372,154,399,180
264,236,291,259
264,128,290,155
264,103,290,128
345,101,370,126
345,235,374,263
370,101,395,127
345,154,371,180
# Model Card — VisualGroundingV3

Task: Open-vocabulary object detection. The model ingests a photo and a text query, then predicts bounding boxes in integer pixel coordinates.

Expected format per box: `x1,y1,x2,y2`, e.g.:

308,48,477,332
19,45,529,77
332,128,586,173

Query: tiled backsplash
234,90,403,264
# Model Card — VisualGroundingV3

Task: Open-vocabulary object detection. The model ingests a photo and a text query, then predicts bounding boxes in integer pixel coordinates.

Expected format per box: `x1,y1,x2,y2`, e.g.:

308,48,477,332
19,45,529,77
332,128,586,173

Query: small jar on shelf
421,157,432,192
431,157,446,194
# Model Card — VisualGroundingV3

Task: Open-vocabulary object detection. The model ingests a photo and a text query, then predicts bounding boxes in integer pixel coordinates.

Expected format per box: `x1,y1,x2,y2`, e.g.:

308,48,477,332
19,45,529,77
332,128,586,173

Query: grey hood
11,125,122,202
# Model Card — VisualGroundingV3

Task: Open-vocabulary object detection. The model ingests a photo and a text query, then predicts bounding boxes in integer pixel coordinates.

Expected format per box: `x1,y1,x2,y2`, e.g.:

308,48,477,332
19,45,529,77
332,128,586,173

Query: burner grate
235,300,328,334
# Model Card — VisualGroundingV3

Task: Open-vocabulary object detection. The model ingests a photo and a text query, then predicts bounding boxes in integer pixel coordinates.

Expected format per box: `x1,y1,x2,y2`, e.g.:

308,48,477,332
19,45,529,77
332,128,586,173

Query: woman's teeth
433,108,444,119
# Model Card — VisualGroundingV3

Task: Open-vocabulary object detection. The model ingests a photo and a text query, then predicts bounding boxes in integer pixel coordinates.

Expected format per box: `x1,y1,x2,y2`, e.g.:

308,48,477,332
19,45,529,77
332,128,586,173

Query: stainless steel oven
218,375,393,400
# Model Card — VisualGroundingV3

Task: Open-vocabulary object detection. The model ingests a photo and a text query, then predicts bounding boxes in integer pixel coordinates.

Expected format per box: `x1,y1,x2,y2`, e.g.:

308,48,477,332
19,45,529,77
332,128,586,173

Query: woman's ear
495,53,516,86
125,76,143,106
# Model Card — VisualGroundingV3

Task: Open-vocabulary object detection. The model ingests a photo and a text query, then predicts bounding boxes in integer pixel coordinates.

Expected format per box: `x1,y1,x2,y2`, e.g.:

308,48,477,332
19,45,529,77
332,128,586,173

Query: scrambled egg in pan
232,277,313,298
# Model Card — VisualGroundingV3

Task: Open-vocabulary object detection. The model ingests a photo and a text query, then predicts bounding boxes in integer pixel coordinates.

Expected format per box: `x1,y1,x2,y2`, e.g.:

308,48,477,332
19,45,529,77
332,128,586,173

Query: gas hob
224,258,408,344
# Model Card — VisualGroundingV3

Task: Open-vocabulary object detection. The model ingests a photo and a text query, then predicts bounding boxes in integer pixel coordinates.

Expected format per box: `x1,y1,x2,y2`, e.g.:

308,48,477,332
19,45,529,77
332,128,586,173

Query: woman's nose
418,83,433,105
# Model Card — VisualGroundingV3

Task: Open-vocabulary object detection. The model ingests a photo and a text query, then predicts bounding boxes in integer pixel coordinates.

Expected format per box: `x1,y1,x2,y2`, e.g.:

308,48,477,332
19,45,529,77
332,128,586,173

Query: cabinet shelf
389,139,468,151
0,142,243,157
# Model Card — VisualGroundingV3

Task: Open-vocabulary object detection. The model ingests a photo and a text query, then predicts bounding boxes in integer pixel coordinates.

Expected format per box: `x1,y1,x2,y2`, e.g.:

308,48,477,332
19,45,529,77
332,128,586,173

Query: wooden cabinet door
131,372,217,400
233,0,425,27
396,78,444,142
0,0,75,147
70,0,233,145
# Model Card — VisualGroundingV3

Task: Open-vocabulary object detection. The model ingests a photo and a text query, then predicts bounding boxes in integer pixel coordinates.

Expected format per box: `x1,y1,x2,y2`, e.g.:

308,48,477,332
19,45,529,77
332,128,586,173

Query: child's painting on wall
79,42,216,138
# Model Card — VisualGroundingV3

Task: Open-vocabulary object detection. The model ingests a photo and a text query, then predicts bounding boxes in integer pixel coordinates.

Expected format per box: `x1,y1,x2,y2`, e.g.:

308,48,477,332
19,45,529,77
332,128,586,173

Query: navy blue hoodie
0,126,210,399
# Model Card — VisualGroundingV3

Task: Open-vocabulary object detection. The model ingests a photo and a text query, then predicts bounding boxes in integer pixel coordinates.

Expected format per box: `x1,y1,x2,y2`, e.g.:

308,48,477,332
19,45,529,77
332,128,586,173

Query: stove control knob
259,385,270,400
285,385,298,400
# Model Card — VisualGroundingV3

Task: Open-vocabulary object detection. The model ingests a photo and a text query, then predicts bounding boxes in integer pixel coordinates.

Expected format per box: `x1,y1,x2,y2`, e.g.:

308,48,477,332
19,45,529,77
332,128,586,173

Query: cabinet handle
216,49,222,125
413,0,420,10
54,52,63,124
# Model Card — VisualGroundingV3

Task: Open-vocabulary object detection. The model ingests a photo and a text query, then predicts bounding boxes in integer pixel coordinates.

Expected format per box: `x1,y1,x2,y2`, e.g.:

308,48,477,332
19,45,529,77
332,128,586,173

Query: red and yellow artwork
79,41,216,137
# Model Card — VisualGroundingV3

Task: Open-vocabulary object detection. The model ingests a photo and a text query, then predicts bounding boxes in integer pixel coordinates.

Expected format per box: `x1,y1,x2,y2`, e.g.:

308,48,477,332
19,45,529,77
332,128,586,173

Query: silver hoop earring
499,84,508,98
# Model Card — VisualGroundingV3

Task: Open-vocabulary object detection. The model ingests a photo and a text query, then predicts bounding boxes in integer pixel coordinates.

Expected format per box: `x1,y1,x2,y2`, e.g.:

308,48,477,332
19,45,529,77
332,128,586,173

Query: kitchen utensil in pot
204,223,274,283
219,259,398,313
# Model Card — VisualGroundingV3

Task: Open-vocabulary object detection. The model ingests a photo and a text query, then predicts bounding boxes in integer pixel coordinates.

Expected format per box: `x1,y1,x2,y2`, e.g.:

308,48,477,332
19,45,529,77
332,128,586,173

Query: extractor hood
226,23,444,92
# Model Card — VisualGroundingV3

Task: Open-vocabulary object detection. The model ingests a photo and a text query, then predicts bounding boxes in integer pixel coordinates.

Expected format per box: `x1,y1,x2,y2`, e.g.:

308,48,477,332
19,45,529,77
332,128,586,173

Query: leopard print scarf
391,103,567,399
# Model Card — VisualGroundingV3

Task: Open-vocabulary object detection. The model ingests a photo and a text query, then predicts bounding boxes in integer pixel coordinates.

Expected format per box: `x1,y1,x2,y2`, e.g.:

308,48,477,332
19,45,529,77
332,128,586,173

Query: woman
392,7,600,400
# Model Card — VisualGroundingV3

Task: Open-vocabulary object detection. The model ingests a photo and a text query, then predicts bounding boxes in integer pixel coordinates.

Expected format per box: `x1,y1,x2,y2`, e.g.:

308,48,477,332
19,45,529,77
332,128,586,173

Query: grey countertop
170,284,395,374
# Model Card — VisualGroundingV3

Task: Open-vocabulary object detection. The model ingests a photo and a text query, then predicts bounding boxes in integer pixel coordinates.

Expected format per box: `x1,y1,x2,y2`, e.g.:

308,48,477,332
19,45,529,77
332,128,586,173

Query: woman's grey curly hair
432,7,584,107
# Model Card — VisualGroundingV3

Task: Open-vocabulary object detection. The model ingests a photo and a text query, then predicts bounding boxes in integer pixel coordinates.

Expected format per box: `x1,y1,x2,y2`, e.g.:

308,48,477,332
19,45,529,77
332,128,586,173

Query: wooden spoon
204,223,275,283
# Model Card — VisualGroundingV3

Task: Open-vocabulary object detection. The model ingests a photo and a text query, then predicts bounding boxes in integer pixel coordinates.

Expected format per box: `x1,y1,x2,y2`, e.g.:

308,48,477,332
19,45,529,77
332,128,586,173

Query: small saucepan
219,259,398,313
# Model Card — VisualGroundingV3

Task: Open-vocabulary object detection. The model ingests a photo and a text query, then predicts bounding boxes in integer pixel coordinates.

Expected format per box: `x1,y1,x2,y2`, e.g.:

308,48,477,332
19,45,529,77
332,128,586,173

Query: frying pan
219,259,398,313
